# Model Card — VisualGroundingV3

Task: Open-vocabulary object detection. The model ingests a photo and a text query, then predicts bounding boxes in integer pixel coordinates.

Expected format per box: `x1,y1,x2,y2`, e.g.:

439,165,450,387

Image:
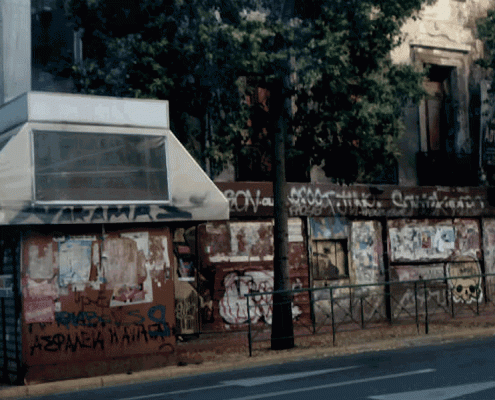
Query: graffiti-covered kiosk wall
217,182,495,329
0,92,228,384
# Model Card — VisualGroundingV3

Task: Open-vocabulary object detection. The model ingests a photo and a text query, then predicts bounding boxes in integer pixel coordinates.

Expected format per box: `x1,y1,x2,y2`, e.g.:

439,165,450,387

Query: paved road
27,336,495,400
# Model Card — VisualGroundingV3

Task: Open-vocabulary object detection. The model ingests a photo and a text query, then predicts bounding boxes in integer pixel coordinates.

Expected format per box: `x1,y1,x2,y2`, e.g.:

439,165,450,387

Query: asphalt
1,321,495,399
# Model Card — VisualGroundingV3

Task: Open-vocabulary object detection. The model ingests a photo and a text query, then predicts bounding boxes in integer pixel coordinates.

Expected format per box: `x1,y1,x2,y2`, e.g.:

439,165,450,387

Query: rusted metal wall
21,226,175,383
198,219,310,331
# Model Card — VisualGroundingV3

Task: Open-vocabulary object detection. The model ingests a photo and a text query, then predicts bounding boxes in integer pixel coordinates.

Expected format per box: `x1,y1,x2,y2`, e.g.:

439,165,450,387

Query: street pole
271,0,295,350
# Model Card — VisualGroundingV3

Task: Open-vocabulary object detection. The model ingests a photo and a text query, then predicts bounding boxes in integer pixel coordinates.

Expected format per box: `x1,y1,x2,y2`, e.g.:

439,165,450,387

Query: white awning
0,92,229,224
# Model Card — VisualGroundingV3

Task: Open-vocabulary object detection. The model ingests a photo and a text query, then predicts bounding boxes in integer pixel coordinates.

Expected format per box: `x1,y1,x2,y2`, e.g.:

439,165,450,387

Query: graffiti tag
223,189,274,214
10,204,192,225
391,190,485,215
288,187,381,217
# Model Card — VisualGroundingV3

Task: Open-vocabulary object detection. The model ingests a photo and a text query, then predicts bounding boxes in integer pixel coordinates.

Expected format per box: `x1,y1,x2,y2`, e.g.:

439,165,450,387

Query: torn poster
58,240,92,287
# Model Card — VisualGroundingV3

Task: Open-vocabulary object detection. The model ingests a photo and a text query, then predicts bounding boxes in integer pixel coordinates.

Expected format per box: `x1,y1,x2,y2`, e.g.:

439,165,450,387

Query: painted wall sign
217,182,489,218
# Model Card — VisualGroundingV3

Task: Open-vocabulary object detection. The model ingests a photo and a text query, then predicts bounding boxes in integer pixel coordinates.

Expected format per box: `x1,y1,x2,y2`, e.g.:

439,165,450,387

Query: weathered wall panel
482,218,495,300
388,219,481,263
309,218,385,325
350,220,384,286
21,227,175,382
388,219,483,314
199,219,310,331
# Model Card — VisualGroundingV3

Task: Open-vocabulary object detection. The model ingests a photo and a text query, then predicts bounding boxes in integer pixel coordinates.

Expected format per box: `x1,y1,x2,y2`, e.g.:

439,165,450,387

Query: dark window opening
312,239,349,281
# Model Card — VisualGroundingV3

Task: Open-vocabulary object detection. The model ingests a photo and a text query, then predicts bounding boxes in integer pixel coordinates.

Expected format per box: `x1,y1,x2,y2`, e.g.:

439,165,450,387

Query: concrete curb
2,326,495,399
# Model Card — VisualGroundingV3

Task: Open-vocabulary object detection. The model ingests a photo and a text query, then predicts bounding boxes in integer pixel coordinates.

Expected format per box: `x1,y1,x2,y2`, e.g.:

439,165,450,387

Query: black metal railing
244,273,495,356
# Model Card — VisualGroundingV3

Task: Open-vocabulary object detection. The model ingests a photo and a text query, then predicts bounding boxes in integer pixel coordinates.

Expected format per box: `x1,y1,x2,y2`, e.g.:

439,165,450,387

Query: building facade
392,0,494,186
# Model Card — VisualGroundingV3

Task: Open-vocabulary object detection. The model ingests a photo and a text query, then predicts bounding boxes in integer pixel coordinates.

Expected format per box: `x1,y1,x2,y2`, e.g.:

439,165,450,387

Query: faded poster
28,243,54,280
58,240,92,287
105,235,154,307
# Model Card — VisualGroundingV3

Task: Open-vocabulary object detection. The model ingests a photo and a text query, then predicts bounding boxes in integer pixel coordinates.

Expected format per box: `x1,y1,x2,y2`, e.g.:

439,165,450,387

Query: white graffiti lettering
219,270,301,325
392,190,485,215
287,187,381,217
223,189,274,214
224,186,487,217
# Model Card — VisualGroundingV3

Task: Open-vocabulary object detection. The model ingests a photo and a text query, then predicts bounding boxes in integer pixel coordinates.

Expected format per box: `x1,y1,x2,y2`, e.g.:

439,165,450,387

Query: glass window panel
33,130,169,203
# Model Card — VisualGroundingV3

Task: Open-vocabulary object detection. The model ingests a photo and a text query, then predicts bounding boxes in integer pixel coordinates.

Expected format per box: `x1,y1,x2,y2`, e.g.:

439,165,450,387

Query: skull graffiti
450,275,481,303
447,255,482,304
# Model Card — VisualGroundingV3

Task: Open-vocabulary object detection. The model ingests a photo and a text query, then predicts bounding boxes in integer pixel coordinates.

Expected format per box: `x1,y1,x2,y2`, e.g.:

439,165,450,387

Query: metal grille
0,228,22,384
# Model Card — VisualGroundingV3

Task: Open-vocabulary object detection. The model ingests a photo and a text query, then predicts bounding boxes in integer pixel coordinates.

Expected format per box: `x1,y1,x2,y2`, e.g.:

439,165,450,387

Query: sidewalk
2,317,495,399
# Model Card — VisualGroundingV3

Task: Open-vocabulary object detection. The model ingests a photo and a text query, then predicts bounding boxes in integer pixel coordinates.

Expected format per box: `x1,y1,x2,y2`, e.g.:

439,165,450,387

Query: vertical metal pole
414,281,419,333
330,287,336,346
451,286,455,318
246,295,253,357
360,297,364,329
310,289,316,334
389,282,393,325
476,287,480,316
349,287,353,320
271,0,295,350
423,280,429,335
381,218,392,322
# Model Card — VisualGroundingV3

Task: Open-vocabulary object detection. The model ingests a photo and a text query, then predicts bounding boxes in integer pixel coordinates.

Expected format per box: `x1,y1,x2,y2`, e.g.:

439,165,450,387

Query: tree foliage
63,0,431,182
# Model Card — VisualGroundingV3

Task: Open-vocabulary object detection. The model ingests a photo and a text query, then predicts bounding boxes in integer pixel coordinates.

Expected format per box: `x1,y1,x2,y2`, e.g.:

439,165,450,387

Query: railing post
310,289,316,334
423,279,429,335
349,287,353,323
414,280,419,333
360,296,364,329
330,287,336,346
476,284,480,316
389,282,393,325
451,285,455,319
246,295,253,357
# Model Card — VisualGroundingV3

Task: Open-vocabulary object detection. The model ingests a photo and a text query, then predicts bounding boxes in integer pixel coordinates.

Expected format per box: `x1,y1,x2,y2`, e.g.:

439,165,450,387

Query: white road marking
224,369,436,400
369,381,495,400
118,365,359,400
118,384,228,400
221,365,360,387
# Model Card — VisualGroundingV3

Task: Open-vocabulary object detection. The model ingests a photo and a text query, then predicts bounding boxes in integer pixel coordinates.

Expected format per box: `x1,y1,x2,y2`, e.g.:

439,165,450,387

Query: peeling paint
388,219,480,263
22,228,175,381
